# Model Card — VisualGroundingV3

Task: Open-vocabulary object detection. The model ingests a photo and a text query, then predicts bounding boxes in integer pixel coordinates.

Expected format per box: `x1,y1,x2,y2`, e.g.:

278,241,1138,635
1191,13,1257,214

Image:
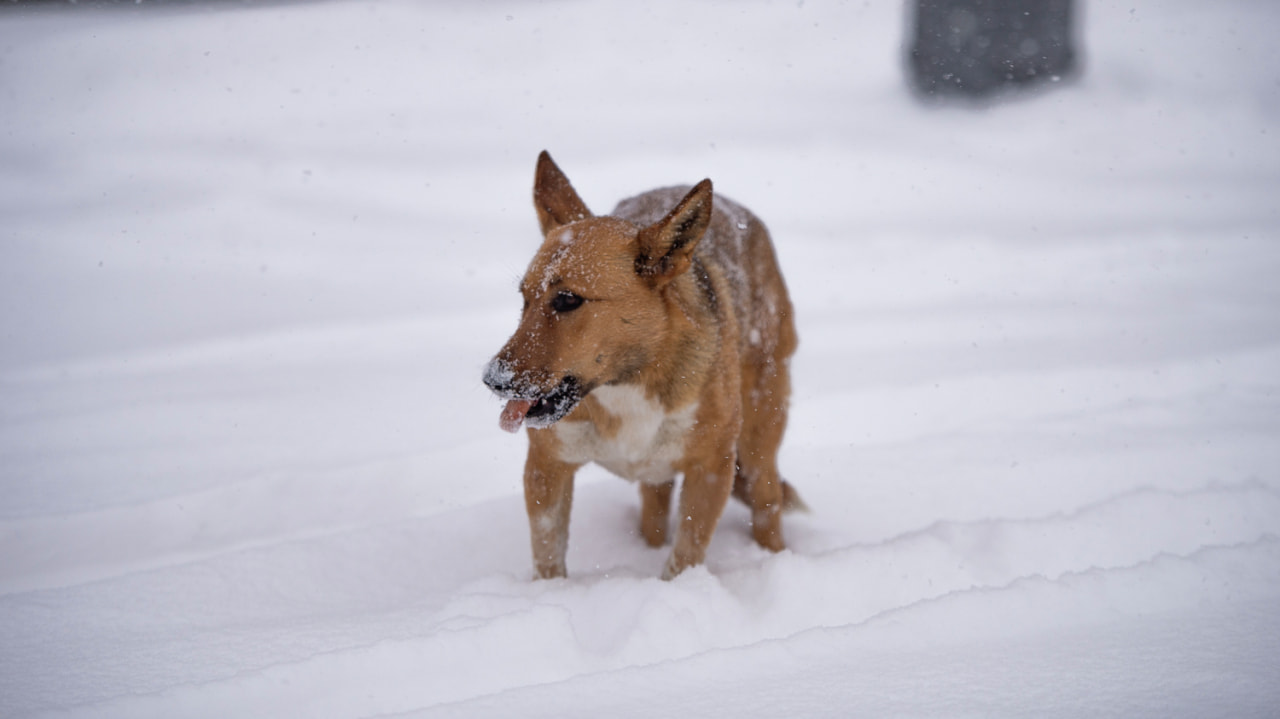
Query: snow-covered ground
2,1,1279,716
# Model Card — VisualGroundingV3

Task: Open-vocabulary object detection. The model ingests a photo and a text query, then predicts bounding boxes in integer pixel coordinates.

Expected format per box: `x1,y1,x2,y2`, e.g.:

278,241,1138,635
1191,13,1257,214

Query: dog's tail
732,475,809,514
780,480,808,513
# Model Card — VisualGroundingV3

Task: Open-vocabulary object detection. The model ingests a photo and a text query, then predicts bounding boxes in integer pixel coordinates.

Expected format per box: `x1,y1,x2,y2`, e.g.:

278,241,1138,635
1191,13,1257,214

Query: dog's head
483,151,712,432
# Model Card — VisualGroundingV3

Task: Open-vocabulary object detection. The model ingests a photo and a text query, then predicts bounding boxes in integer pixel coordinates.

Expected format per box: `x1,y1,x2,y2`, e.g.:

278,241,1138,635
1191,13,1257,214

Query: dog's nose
482,358,515,394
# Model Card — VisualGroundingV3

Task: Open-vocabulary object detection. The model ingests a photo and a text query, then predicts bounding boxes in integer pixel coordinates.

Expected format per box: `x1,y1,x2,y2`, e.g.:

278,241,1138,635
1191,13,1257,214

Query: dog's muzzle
483,359,585,432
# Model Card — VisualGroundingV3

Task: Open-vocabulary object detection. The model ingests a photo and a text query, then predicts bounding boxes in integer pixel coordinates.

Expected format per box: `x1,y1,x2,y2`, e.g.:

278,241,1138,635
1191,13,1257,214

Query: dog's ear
533,151,592,235
635,179,713,283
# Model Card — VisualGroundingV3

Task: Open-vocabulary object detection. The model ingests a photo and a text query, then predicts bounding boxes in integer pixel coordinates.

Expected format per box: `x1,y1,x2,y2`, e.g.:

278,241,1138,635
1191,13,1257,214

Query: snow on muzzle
483,359,584,433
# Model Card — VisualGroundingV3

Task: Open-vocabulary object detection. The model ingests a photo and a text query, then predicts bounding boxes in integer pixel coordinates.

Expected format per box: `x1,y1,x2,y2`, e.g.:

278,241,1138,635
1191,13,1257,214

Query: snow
1,0,1278,717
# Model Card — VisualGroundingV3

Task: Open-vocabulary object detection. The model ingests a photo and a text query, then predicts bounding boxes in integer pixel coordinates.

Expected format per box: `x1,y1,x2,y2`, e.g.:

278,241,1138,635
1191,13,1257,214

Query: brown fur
484,151,800,579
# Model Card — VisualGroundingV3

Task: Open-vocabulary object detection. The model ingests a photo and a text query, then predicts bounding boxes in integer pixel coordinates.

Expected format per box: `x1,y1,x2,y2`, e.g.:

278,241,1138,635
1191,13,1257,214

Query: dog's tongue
500,399,535,433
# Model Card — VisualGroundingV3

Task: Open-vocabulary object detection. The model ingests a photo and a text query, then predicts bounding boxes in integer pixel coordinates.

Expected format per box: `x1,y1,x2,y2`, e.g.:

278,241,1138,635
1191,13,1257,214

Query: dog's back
613,188,797,366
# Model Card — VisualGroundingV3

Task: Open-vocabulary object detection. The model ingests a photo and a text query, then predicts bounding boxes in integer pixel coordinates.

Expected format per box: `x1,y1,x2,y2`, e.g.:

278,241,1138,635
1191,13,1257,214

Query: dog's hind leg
639,479,675,547
735,354,793,553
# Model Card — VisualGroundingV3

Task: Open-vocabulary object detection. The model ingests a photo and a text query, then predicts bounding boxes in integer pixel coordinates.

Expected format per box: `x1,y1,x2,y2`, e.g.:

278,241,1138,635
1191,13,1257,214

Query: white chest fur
554,384,698,485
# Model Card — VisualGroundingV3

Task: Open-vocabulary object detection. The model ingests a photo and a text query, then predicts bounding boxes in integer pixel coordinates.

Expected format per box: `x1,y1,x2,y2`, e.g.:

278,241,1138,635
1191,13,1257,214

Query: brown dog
483,152,801,579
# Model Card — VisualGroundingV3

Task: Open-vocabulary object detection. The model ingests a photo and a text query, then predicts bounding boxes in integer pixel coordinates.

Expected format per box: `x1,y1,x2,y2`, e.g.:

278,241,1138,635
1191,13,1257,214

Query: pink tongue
500,399,535,433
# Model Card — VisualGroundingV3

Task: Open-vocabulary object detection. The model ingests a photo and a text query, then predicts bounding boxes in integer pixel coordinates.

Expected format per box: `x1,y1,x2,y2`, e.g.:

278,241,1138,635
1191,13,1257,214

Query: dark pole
908,0,1078,99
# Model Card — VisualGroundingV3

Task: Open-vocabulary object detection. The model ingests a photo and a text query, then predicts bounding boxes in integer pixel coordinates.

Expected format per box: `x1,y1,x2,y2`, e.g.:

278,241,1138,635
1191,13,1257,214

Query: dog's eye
550,291,584,313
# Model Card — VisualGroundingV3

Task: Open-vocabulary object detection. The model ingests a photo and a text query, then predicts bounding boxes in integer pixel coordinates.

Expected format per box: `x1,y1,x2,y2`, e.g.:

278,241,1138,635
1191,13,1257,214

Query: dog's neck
628,256,736,412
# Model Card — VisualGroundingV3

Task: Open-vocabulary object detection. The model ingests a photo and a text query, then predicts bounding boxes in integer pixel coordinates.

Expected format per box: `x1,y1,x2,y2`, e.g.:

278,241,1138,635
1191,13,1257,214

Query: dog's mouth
498,376,585,433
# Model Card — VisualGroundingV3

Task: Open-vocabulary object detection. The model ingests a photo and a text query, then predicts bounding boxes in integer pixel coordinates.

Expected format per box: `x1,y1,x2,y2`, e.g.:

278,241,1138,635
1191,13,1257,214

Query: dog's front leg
523,438,579,579
663,454,735,579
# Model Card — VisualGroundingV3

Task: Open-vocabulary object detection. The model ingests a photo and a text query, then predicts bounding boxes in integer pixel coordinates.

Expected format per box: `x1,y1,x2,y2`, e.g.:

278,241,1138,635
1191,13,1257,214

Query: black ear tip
681,179,712,209
535,151,566,187
537,151,559,174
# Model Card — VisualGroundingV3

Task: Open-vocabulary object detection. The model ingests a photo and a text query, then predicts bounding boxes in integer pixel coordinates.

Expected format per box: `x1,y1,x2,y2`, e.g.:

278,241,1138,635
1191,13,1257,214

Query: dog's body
483,152,799,579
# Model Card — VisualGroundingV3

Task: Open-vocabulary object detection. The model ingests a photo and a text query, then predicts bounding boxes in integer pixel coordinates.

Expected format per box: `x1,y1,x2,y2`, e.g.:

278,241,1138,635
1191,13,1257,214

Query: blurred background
1,0,1275,371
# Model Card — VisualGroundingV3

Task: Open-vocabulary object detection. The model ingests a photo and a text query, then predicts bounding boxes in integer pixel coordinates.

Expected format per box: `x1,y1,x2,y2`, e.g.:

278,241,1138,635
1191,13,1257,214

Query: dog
483,151,801,579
